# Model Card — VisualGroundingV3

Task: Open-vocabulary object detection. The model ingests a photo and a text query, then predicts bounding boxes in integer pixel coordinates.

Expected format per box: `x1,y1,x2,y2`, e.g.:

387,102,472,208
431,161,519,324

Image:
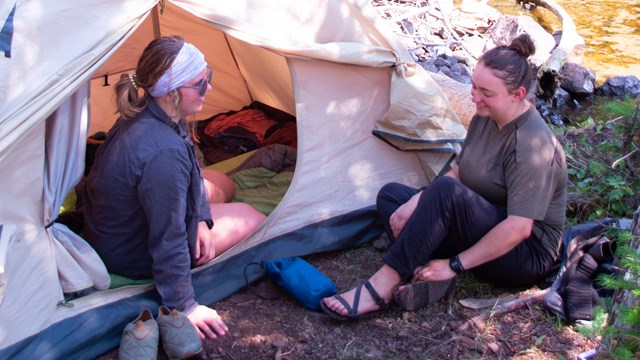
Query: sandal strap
334,294,355,316
335,284,365,318
363,280,387,308
332,281,387,319
352,283,363,316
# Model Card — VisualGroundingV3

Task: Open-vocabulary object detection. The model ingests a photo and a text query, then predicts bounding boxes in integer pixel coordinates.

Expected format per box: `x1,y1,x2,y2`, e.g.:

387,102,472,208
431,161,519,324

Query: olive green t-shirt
457,107,567,260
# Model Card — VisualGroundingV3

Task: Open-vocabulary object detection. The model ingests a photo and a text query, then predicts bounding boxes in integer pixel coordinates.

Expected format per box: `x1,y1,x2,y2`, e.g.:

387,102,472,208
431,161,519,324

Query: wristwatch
202,219,214,229
449,255,466,274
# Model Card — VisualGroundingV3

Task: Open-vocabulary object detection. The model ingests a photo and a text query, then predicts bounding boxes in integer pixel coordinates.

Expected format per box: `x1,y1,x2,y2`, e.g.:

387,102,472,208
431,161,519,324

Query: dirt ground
96,240,597,360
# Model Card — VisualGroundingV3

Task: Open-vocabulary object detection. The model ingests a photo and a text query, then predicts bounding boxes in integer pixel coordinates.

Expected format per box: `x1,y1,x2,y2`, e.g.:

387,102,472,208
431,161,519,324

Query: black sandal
320,280,390,321
393,278,456,311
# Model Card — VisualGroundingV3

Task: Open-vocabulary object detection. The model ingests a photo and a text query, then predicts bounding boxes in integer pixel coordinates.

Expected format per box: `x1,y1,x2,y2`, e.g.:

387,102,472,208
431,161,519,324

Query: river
491,0,640,84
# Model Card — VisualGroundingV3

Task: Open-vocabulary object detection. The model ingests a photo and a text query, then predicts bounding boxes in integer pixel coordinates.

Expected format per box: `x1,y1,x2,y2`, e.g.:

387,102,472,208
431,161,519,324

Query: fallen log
522,0,585,100
458,293,520,310
456,288,548,332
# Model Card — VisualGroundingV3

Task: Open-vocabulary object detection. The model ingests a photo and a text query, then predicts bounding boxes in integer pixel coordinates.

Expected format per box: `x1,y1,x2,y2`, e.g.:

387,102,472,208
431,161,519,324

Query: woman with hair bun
321,34,567,321
83,36,266,339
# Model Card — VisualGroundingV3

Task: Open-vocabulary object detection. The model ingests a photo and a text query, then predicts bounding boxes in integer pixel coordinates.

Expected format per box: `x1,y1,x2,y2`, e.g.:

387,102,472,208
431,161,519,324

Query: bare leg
209,203,266,256
202,169,235,203
322,264,401,316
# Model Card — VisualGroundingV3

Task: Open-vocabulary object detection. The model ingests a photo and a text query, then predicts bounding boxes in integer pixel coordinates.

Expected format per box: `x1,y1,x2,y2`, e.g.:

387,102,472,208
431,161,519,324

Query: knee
376,182,407,205
203,169,235,203
429,175,461,193
419,176,466,204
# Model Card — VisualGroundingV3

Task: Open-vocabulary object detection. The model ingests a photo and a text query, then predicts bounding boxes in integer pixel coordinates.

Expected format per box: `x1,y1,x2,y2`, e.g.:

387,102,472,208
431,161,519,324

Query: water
490,0,640,84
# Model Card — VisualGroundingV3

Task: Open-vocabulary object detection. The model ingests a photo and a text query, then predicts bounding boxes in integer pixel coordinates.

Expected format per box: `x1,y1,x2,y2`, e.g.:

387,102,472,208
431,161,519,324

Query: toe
325,297,345,315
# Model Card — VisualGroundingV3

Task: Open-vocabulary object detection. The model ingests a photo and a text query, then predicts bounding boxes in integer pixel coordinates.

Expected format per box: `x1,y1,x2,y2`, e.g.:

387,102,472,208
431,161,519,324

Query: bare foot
322,265,400,317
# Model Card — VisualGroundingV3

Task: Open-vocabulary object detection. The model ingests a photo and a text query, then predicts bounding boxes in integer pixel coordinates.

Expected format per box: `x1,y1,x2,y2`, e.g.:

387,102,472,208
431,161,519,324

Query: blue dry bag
263,257,336,312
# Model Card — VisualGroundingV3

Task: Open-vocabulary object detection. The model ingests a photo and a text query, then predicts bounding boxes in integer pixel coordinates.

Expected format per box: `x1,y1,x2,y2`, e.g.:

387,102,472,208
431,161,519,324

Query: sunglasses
180,66,212,97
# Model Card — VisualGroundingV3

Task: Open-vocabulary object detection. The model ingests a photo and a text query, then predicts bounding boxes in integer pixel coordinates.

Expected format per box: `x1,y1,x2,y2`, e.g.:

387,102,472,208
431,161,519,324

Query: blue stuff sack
263,257,336,311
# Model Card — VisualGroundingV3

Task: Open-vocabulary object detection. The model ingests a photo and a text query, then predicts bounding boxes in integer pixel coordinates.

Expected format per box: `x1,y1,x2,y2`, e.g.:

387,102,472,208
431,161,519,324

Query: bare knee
202,169,235,203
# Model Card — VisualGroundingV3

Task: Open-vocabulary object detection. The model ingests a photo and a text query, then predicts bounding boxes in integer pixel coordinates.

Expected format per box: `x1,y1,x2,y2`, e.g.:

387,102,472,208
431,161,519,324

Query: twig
612,147,640,169
457,288,548,332
383,5,433,24
605,115,625,124
434,0,477,60
343,337,356,353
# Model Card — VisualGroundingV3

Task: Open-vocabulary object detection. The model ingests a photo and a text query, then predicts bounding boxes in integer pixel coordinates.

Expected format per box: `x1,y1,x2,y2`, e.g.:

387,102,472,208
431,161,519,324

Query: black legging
377,177,554,287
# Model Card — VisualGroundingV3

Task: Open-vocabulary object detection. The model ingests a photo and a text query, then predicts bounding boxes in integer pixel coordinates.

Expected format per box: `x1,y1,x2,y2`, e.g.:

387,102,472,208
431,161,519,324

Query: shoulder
516,105,553,136
129,114,187,152
514,108,561,163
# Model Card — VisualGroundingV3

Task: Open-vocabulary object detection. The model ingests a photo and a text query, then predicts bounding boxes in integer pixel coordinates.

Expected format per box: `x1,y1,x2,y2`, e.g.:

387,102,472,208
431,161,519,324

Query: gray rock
595,75,640,97
560,62,595,98
372,233,390,251
552,87,573,109
433,56,452,69
418,59,439,73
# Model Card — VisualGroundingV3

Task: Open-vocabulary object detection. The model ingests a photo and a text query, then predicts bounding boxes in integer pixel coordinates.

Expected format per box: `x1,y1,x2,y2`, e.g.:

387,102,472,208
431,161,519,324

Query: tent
0,0,467,358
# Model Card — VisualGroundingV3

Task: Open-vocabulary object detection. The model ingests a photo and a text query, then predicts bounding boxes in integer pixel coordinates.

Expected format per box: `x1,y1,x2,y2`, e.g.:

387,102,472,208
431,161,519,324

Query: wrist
181,301,199,316
201,219,213,229
449,255,466,275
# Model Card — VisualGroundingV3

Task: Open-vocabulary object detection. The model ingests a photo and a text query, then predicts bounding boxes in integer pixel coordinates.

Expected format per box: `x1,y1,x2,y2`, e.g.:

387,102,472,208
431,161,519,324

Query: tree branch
457,288,548,332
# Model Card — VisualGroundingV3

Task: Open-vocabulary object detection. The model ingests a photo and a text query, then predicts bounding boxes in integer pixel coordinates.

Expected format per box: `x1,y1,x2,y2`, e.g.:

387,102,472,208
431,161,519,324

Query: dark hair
477,33,536,94
114,36,185,119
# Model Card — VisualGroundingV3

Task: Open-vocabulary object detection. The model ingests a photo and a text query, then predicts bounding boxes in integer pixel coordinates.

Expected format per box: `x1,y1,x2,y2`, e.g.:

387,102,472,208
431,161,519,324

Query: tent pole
152,3,161,39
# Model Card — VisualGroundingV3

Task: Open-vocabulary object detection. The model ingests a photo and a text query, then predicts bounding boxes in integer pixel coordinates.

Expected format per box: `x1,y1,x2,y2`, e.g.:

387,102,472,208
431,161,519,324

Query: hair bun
508,33,536,58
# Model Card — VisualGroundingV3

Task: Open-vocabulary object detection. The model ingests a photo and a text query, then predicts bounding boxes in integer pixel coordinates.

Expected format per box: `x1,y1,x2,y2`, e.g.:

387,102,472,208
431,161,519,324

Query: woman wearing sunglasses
83,36,266,342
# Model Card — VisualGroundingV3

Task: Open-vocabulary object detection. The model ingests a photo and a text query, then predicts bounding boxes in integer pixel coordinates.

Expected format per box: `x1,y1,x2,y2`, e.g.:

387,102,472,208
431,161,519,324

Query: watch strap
449,255,466,274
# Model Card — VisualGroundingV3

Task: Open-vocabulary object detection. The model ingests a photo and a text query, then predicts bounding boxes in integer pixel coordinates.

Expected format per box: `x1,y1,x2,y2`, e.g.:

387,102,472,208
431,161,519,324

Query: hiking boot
157,305,203,360
118,309,159,360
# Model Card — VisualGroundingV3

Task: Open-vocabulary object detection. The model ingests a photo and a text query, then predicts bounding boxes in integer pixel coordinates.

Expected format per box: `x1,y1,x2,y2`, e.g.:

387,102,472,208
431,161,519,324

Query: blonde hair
114,36,185,119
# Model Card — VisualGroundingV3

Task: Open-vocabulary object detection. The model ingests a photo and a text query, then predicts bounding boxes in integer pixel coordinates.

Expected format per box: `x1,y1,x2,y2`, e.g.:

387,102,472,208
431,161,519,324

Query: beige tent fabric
176,0,466,172
173,0,404,66
430,72,475,128
0,1,156,148
0,0,474,353
373,63,467,152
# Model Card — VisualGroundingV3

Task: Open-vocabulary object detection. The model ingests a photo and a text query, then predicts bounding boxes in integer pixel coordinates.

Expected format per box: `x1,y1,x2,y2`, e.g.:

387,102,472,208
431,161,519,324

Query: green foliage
575,306,608,338
562,98,640,357
563,97,640,225
601,99,638,119
588,228,640,357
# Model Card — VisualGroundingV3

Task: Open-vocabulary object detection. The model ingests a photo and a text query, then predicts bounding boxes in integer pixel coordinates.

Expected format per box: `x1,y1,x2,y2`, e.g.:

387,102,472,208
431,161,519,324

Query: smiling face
177,66,212,117
471,62,526,127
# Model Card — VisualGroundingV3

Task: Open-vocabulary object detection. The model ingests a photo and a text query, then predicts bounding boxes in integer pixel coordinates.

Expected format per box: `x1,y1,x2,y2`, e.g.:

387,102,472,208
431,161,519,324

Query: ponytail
114,73,146,119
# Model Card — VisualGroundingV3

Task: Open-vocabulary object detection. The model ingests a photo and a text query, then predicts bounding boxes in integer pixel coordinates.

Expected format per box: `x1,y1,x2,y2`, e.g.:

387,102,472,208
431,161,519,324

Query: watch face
449,256,464,274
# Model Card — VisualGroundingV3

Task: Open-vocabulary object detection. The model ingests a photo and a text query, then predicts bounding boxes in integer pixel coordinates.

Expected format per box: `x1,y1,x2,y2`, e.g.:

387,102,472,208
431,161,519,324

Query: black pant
378,177,553,287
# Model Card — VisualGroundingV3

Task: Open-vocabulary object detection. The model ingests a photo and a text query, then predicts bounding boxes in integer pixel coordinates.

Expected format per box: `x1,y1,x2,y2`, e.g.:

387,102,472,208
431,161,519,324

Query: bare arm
458,215,533,269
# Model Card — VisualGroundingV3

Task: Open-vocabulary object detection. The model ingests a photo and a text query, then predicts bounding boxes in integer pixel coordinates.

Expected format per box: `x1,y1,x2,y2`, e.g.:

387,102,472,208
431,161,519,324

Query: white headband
149,42,207,97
